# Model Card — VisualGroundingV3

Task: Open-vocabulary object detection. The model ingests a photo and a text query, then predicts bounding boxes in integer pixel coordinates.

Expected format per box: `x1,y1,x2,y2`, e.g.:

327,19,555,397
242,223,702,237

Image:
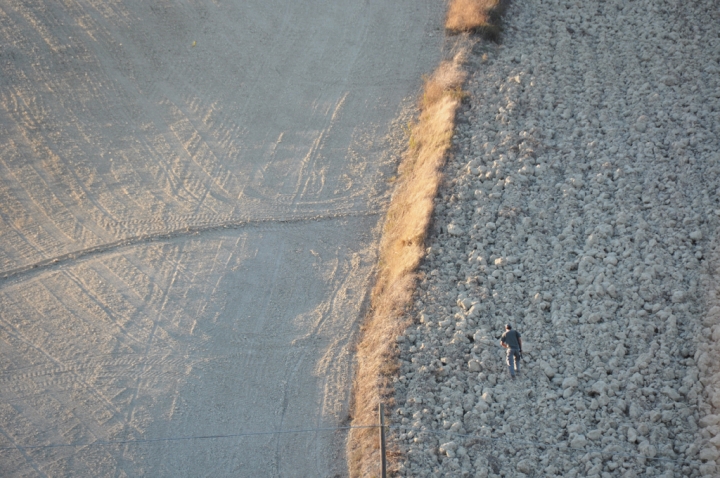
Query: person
500,324,522,379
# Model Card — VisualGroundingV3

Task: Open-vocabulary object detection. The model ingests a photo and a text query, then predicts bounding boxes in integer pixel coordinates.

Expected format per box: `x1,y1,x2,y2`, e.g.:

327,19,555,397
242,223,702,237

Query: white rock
699,447,719,462
700,462,718,477
562,377,578,389
699,415,720,428
690,230,703,240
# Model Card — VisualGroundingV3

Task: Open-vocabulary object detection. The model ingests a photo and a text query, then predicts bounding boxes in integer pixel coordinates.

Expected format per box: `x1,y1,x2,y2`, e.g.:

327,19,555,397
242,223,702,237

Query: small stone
699,415,719,428
663,75,679,86
570,435,587,449
662,386,681,401
671,290,686,303
458,297,473,310
474,398,489,412
562,377,579,389
699,447,719,462
591,380,608,395
439,441,457,458
447,224,464,236
690,230,703,240
517,459,533,474
604,254,618,266
638,441,657,458
474,467,489,478
635,116,649,133
700,462,718,477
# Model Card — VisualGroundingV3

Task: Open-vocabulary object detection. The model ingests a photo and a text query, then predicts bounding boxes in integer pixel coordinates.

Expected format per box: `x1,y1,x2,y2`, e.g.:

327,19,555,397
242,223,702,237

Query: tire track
0,312,130,433
0,211,379,286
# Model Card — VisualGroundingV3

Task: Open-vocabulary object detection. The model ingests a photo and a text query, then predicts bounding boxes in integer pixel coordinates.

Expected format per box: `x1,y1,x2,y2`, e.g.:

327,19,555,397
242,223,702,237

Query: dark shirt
501,329,521,349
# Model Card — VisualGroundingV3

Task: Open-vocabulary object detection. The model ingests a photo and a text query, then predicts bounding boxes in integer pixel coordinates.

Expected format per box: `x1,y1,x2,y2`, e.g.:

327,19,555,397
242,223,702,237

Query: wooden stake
379,403,387,478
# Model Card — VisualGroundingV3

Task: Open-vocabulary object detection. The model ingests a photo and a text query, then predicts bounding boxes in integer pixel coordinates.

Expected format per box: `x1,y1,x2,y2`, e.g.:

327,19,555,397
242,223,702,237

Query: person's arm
518,337,523,352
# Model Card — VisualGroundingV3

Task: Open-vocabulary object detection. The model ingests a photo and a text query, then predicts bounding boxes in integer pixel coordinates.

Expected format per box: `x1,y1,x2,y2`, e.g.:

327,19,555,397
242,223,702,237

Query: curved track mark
0,211,379,286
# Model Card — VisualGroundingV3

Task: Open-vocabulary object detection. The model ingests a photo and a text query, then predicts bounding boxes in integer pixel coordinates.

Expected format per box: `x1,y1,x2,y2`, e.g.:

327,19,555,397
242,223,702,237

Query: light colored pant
506,348,520,376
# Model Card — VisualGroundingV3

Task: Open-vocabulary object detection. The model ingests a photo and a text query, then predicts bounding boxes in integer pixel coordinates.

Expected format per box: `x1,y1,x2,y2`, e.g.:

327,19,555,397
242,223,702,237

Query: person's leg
514,349,520,375
506,349,515,377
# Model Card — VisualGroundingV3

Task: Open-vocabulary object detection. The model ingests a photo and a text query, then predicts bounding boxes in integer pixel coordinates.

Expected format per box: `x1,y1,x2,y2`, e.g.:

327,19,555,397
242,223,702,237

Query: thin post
379,403,387,478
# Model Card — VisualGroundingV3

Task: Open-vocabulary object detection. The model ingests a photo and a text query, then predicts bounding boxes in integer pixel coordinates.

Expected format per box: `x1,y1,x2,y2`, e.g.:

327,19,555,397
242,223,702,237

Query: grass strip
446,0,508,41
347,53,467,477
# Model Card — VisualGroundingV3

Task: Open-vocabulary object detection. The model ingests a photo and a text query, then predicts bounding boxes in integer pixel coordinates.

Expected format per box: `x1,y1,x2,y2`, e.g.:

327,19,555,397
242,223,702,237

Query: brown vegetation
347,53,467,477
446,0,507,40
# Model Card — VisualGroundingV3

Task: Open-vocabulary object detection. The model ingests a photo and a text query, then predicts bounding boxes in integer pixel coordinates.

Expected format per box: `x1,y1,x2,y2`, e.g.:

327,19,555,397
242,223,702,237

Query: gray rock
448,224,464,236
570,435,587,449
517,459,534,474
638,441,657,458
635,116,649,133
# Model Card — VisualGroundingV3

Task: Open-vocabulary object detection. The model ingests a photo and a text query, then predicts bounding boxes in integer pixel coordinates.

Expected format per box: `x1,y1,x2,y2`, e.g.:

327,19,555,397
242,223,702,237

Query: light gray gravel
392,0,720,476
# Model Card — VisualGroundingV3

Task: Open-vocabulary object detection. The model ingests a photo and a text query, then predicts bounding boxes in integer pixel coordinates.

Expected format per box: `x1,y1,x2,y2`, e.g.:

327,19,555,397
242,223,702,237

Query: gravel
392,0,720,476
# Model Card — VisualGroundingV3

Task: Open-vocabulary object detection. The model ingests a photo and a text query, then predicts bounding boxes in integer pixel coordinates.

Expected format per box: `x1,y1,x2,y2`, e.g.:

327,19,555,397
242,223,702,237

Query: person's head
505,324,512,330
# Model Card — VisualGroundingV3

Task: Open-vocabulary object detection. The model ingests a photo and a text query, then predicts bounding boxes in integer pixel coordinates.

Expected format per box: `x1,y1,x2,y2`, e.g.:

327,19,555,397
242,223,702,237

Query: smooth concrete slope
0,1,444,476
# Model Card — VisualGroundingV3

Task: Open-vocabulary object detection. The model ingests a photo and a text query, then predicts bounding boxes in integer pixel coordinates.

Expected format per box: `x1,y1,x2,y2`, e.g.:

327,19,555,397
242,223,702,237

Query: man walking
500,324,522,379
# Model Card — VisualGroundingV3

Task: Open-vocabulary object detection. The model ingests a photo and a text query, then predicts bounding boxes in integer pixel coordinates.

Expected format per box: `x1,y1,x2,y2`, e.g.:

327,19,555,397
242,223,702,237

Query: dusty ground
0,1,446,476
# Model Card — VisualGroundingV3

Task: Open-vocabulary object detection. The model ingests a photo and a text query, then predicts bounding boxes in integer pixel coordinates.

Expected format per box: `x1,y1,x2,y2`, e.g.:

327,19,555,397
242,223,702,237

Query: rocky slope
392,0,720,476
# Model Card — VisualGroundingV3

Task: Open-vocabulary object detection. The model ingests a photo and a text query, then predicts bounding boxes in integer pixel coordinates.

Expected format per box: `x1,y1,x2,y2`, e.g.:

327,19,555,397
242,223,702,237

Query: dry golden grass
446,0,507,40
347,54,467,478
